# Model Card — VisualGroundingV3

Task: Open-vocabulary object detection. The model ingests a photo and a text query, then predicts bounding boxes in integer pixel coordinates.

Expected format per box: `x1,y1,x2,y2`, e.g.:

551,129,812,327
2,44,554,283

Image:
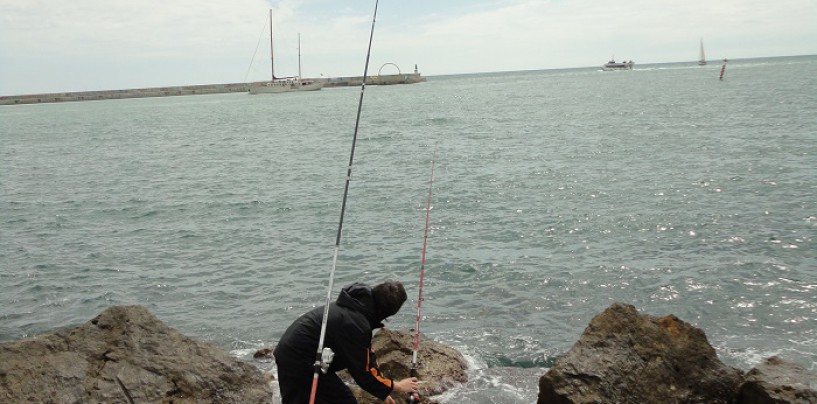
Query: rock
736,356,817,404
345,328,468,404
254,347,274,359
0,305,272,403
538,303,744,404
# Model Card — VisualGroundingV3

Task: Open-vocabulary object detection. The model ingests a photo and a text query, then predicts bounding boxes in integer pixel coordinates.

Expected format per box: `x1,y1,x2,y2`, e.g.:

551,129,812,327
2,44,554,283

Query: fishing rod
309,1,380,403
409,147,438,404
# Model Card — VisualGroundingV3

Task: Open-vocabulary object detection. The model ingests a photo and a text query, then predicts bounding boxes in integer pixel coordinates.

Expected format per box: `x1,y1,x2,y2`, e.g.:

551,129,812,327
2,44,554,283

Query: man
274,281,419,403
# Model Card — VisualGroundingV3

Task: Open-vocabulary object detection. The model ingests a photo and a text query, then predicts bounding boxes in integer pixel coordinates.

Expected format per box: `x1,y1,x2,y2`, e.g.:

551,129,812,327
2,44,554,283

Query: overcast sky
1,0,815,95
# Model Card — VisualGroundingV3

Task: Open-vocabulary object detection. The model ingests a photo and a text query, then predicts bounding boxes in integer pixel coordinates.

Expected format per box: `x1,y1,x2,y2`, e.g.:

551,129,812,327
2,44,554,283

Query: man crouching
274,281,419,403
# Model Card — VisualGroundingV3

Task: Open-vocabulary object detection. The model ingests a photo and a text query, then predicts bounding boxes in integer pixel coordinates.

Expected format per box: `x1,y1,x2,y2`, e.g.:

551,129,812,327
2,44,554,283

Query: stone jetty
0,73,426,106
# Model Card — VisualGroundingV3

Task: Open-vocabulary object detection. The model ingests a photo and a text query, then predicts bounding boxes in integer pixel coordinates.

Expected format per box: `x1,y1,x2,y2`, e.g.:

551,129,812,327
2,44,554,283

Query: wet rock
254,347,274,359
538,303,744,404
0,305,272,403
736,356,817,404
345,328,468,404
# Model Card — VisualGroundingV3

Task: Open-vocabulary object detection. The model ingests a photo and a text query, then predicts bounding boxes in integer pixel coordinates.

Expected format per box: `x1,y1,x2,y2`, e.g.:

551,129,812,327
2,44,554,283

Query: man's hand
385,377,419,403
392,377,419,393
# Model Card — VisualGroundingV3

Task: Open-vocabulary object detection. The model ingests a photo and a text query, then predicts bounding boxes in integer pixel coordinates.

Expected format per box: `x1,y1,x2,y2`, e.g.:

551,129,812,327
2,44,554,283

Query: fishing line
309,1,379,403
409,146,438,404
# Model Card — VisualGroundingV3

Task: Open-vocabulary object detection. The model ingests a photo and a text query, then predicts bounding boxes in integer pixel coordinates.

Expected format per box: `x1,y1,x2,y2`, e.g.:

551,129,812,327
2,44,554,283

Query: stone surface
538,303,745,404
0,305,272,403
345,328,468,404
736,356,817,404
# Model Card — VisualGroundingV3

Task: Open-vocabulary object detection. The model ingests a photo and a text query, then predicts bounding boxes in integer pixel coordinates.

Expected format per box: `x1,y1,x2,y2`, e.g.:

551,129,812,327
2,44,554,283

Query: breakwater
0,73,426,106
322,72,426,87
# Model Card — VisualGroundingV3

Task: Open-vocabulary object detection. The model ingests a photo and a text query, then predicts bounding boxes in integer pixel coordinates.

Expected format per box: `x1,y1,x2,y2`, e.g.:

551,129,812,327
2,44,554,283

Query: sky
1,0,815,95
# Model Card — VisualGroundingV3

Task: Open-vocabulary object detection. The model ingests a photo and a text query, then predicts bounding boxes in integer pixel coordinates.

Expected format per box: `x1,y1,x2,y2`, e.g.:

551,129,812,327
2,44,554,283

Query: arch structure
377,63,401,76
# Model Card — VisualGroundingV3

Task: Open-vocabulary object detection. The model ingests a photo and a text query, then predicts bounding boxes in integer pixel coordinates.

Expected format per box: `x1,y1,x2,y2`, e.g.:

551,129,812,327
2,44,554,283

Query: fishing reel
407,367,421,403
320,347,335,374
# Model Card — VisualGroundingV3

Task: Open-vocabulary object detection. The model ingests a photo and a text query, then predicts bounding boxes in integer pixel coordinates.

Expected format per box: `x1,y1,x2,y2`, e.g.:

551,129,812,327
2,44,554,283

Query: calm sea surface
2,56,816,402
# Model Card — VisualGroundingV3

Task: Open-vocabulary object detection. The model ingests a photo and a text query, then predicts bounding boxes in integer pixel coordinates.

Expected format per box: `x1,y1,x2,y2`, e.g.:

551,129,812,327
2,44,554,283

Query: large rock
538,303,744,404
0,305,272,403
346,328,468,404
736,356,817,404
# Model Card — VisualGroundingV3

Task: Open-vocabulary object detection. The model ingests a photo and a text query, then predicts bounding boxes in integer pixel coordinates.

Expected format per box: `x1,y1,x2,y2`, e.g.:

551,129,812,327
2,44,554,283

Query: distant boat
249,9,322,95
698,39,707,66
602,56,634,71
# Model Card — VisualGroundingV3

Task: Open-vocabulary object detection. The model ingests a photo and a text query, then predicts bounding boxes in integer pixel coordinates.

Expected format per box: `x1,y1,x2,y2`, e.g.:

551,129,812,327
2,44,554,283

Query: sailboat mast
269,9,275,80
298,33,302,80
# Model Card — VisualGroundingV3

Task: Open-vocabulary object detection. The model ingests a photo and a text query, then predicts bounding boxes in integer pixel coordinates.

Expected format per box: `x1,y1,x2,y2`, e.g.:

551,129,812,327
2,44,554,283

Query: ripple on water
2,59,817,391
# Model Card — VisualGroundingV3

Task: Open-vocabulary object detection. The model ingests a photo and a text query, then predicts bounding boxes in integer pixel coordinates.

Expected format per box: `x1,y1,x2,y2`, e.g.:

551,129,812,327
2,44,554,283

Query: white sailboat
698,38,707,66
249,9,322,95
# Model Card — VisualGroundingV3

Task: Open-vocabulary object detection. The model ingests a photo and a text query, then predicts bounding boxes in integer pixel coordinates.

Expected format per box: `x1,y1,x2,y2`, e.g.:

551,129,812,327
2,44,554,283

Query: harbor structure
1,71,426,106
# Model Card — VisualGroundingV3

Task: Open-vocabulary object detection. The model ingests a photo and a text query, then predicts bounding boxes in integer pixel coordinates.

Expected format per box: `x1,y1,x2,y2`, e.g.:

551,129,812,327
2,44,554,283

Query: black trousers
275,358,357,404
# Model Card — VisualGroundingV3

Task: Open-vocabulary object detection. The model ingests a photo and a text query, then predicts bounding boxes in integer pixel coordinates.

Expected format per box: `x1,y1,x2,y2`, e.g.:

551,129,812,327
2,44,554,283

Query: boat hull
602,61,634,71
248,81,323,94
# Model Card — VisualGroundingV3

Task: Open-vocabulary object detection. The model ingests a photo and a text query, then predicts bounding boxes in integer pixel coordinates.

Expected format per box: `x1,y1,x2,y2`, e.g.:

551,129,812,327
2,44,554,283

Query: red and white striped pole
409,148,437,404
719,58,728,81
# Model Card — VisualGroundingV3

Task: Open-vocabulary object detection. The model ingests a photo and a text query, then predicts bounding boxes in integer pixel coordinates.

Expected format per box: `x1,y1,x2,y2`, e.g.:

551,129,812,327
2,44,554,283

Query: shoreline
2,304,813,403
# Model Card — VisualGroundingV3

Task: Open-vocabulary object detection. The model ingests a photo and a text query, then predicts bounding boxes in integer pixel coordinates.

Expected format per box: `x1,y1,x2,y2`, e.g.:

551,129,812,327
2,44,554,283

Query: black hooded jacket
274,283,394,400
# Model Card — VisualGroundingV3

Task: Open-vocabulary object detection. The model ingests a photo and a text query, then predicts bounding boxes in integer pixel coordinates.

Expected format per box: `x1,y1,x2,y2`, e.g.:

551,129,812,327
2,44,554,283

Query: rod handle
407,368,420,403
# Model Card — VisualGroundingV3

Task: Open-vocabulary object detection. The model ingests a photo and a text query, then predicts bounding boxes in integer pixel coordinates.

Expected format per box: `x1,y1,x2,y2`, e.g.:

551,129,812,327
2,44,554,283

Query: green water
2,56,816,402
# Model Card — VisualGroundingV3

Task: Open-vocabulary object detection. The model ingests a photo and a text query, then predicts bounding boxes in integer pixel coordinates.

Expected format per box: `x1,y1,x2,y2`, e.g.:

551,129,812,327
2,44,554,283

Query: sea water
2,55,816,402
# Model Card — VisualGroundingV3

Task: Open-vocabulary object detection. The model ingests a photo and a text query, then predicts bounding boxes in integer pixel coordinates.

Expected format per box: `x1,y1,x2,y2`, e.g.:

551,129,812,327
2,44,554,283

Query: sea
2,55,816,403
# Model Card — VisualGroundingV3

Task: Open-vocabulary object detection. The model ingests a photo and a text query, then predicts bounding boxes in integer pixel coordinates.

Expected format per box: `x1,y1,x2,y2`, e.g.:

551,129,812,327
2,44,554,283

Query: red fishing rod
309,1,379,403
409,148,437,404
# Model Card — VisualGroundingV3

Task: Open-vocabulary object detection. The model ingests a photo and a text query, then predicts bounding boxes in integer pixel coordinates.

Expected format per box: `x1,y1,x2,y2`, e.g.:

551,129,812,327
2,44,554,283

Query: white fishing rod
309,1,380,403
409,147,437,404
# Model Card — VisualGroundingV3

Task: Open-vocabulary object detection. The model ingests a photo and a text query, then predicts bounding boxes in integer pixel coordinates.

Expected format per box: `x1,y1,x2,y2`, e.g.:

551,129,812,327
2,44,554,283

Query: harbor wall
319,73,426,87
0,83,251,106
0,74,426,106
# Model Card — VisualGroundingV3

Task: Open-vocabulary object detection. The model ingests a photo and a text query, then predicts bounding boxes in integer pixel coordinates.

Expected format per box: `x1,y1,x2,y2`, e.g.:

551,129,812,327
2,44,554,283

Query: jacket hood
337,282,383,329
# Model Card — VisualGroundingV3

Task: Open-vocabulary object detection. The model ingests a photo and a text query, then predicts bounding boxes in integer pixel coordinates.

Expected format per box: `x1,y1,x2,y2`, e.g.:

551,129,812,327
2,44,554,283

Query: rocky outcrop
538,303,745,404
0,305,272,403
736,356,817,404
3,303,811,404
345,328,468,404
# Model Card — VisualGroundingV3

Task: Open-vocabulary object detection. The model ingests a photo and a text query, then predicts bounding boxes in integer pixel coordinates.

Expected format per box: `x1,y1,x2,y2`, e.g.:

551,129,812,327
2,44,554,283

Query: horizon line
2,53,814,98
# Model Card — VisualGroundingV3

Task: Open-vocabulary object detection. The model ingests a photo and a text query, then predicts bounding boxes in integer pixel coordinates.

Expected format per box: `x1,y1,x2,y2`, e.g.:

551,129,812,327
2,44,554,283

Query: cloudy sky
1,0,815,95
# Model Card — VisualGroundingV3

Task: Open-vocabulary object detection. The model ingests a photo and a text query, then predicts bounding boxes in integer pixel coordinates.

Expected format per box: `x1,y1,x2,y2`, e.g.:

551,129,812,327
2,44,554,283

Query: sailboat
698,38,707,66
249,9,322,94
